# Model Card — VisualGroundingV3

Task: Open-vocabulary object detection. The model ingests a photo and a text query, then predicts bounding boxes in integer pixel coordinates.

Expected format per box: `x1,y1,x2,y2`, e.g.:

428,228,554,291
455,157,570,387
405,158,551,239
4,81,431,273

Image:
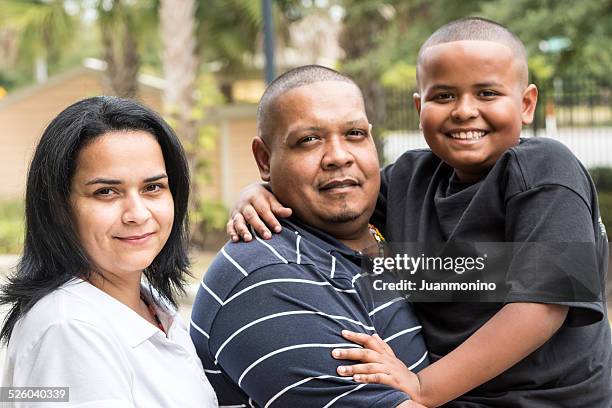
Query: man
190,65,428,407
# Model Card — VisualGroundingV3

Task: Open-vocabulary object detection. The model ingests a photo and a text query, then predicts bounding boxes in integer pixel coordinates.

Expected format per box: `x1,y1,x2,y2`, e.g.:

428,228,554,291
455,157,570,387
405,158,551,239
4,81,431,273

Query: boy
228,18,612,407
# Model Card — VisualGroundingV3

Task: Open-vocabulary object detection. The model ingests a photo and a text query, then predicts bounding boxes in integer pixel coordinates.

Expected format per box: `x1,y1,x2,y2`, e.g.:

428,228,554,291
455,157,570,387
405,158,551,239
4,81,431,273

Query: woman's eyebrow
84,173,167,185
144,174,168,183
85,178,121,186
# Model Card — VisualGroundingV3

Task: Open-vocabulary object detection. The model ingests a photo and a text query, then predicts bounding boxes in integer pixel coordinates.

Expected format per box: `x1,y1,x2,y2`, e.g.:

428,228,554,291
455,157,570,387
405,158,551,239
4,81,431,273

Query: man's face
259,81,380,234
415,40,537,181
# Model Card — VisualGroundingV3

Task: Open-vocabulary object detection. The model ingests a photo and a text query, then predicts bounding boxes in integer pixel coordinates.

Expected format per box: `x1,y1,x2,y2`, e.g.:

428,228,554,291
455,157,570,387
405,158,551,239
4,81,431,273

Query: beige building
0,63,261,207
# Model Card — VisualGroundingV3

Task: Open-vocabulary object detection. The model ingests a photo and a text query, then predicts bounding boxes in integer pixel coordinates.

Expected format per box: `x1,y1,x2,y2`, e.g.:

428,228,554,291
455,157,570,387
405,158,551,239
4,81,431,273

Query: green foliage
380,62,416,89
589,167,612,236
0,199,24,254
480,0,612,84
528,55,554,83
598,191,612,237
590,167,612,192
191,199,228,234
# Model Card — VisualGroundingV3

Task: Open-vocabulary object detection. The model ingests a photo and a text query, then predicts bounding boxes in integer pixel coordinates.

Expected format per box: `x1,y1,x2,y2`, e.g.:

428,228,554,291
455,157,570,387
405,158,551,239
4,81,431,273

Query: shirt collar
281,217,363,261
61,278,175,348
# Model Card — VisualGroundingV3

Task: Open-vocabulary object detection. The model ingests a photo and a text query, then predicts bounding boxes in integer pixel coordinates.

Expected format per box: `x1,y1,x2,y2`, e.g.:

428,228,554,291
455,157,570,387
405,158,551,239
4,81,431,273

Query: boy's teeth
450,131,485,140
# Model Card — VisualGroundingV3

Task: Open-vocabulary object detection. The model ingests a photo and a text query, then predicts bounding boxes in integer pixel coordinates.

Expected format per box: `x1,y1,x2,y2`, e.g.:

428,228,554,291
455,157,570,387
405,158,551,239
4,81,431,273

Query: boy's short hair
417,17,528,87
257,65,362,142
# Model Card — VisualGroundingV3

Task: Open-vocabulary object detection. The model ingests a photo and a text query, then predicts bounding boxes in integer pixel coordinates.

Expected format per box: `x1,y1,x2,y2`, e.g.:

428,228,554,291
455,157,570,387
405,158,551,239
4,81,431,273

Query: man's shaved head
257,65,362,143
417,17,528,87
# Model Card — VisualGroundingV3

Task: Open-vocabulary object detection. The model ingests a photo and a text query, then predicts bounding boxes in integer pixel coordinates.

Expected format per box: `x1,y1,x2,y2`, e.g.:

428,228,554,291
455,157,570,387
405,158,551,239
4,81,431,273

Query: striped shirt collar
281,217,363,261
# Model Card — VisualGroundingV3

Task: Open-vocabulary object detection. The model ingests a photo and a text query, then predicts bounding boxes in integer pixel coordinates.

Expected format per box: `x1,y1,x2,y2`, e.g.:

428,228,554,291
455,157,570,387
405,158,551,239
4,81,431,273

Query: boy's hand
332,330,422,401
226,182,292,242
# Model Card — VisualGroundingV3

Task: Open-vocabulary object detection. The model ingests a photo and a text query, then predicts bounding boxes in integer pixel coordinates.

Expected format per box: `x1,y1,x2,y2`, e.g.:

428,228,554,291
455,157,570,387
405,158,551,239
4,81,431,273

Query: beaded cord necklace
140,293,166,335
368,224,386,257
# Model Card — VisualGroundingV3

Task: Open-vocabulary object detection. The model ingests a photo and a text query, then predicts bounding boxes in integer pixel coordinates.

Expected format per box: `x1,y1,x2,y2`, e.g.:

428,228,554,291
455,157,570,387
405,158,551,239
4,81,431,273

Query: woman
1,96,218,407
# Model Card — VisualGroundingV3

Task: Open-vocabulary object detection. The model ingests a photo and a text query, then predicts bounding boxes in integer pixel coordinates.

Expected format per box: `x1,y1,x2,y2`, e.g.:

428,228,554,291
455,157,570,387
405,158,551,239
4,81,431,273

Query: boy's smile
414,40,538,182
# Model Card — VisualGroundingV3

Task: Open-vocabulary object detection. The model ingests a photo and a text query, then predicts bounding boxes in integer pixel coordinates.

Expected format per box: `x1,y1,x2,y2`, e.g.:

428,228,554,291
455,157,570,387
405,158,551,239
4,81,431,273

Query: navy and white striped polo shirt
190,218,428,407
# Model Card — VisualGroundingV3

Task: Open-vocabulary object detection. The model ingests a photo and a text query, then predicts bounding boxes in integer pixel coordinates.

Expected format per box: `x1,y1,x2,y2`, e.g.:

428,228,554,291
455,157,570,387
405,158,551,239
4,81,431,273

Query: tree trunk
99,1,140,98
159,0,201,241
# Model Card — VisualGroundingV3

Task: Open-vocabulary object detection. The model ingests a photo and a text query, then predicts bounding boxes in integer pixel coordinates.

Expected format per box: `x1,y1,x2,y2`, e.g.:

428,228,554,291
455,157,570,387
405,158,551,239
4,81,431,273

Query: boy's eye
433,92,455,102
478,90,498,98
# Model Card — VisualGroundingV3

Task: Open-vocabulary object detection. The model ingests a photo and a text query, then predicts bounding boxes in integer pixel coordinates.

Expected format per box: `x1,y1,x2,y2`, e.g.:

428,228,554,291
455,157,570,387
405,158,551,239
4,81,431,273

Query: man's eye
298,136,318,144
347,129,366,138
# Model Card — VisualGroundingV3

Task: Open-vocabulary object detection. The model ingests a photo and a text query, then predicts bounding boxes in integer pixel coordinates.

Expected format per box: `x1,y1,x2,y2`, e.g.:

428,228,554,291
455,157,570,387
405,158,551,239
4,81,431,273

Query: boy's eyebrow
474,81,504,88
428,84,456,91
85,173,168,185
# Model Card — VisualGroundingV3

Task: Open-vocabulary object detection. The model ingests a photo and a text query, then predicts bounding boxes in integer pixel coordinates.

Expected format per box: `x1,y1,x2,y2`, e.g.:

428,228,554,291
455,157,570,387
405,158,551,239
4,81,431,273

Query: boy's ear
521,84,538,125
413,92,422,115
413,92,422,129
252,137,271,182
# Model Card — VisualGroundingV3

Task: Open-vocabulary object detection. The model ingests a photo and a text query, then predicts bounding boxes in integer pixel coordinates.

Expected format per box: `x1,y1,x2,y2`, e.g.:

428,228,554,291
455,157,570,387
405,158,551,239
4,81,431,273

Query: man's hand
226,182,292,242
332,330,423,400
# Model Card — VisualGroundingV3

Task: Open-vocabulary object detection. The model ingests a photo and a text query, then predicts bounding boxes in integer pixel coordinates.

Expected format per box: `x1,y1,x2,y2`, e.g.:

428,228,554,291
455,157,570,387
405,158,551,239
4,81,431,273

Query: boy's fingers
253,203,282,237
270,198,293,220
332,347,380,363
232,213,252,242
342,330,386,353
226,218,238,242
373,333,395,356
242,205,270,239
353,373,394,387
337,362,386,376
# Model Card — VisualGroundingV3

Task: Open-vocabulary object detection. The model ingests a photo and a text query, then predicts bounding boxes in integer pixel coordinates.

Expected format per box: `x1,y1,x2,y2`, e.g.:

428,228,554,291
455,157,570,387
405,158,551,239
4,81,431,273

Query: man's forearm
415,302,568,407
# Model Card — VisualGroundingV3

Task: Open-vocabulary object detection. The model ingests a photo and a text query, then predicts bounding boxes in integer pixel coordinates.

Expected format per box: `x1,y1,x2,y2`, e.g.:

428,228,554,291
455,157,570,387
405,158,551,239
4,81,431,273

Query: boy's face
415,40,537,182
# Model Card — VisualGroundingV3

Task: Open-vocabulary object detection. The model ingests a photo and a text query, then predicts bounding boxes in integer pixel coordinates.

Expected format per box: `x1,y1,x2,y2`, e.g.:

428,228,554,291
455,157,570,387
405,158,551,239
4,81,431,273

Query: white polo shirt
2,278,218,407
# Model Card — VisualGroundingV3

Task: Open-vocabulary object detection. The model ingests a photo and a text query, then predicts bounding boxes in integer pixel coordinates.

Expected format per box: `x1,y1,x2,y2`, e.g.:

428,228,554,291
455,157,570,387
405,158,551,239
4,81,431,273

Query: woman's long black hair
0,96,191,344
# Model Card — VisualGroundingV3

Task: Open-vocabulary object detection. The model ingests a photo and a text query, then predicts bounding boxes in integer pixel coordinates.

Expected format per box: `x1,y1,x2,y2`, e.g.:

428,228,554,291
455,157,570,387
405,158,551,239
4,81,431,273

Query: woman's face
70,130,174,282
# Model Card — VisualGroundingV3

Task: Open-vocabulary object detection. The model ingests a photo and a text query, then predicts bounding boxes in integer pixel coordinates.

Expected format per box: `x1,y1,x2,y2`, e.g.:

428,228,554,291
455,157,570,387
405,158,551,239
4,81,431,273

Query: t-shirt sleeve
11,320,135,408
504,183,604,326
206,263,411,408
372,164,393,232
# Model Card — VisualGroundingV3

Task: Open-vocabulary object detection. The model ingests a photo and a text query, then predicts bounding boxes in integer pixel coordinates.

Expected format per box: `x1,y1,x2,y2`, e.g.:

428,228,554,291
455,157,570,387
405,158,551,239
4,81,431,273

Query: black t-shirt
374,137,612,407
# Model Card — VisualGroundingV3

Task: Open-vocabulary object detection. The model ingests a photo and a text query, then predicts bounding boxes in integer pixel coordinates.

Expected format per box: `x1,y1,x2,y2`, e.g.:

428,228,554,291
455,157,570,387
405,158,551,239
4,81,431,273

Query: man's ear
521,84,538,125
413,92,422,129
252,137,271,182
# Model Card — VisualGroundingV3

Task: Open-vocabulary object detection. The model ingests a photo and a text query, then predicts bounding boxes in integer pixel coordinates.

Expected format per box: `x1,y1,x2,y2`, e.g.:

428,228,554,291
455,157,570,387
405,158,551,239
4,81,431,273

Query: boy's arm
414,302,568,406
226,182,292,242
336,302,568,407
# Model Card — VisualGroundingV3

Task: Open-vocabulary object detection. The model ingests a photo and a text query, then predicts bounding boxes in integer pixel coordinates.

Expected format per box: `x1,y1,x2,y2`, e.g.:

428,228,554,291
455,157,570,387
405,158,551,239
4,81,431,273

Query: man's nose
321,136,354,169
451,96,479,122
121,193,151,224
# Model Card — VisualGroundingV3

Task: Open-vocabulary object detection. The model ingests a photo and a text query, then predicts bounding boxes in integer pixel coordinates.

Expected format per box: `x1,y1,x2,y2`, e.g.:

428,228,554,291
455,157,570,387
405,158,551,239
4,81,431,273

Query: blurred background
0,0,610,320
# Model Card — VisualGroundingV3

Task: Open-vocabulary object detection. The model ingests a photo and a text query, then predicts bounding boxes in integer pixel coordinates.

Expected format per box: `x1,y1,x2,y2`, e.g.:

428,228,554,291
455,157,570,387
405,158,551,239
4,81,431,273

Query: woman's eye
94,188,116,197
144,184,164,193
